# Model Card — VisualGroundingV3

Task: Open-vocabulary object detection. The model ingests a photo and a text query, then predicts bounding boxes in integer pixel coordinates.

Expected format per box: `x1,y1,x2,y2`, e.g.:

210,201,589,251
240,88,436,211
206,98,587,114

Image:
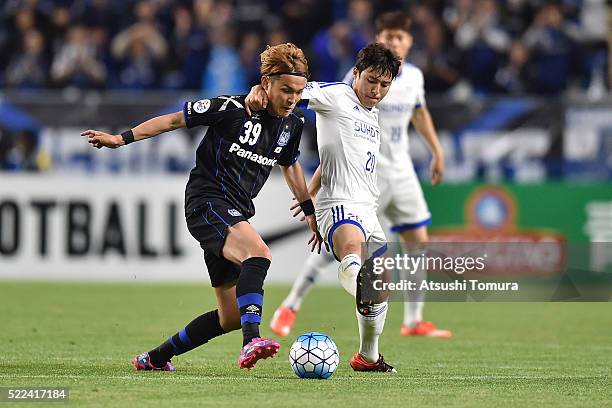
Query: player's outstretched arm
411,107,445,185
280,161,324,253
81,111,186,149
290,165,322,220
280,161,311,204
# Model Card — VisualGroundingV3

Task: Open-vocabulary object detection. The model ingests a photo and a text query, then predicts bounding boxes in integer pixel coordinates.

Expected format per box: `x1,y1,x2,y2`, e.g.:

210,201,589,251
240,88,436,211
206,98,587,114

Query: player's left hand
291,198,327,253
290,199,306,221
430,153,445,186
245,85,268,115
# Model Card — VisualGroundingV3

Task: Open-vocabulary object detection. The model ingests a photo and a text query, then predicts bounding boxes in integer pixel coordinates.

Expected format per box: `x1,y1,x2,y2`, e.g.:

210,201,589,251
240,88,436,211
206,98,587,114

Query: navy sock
148,309,226,367
236,257,270,346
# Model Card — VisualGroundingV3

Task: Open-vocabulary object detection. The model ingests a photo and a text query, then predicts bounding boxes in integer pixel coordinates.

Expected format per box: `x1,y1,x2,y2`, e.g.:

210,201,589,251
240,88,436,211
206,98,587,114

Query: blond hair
260,43,309,78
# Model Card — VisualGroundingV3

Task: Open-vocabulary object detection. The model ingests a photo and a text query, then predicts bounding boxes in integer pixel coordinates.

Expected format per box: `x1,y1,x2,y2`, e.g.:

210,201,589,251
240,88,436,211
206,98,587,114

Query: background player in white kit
270,12,452,339
247,42,401,371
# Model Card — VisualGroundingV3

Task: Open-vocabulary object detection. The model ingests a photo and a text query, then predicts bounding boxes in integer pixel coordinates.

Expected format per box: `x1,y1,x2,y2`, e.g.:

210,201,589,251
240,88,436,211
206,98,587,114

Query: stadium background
0,0,610,282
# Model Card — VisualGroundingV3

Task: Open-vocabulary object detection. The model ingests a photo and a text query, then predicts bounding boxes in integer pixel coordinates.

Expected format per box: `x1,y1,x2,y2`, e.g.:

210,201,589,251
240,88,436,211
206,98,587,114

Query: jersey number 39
239,121,261,145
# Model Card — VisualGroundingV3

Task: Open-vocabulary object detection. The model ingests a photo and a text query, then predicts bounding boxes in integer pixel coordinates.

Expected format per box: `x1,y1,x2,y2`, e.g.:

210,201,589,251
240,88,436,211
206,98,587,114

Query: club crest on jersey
278,127,291,146
228,209,242,217
193,99,211,113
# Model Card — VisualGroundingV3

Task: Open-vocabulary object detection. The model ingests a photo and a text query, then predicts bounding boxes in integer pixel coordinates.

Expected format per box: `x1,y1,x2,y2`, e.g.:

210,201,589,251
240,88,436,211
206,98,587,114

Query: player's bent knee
332,225,365,259
244,241,272,261
334,242,362,261
224,240,271,264
255,243,272,261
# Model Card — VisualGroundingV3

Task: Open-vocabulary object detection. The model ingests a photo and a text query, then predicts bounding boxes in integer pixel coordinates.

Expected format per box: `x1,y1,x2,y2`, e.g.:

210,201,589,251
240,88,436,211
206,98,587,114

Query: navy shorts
186,200,248,287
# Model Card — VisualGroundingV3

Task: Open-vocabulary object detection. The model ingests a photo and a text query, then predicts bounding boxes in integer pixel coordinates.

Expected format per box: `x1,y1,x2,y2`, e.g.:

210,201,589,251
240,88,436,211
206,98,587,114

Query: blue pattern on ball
289,332,339,379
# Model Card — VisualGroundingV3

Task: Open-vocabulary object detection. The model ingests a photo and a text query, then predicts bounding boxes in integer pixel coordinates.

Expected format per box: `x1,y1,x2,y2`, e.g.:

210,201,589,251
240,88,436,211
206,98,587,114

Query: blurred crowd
0,0,610,97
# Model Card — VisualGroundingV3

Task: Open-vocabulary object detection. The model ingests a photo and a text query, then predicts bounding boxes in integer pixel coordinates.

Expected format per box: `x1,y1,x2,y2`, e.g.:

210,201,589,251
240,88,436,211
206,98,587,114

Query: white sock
404,301,424,327
283,252,331,311
357,302,388,363
402,250,426,327
338,254,361,297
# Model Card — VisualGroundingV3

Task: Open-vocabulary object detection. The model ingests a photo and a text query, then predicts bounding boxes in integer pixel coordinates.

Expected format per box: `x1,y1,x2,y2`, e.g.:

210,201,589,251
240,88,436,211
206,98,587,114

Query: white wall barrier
0,174,337,283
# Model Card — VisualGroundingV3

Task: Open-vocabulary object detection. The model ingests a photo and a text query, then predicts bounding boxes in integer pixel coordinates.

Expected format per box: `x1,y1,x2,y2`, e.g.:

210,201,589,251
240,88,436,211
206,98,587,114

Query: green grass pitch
1,282,610,407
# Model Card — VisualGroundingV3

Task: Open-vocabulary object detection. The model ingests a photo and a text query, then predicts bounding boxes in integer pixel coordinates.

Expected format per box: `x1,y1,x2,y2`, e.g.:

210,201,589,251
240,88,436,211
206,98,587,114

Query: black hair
375,11,412,34
354,43,401,80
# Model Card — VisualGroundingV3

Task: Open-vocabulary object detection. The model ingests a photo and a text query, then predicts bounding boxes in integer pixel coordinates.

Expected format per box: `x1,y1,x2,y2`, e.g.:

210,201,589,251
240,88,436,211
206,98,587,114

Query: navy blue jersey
183,95,304,218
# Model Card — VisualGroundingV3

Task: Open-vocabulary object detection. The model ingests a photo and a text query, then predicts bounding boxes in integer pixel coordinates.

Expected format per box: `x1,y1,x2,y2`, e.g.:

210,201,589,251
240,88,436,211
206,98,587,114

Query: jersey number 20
391,126,401,142
239,121,261,145
365,151,376,173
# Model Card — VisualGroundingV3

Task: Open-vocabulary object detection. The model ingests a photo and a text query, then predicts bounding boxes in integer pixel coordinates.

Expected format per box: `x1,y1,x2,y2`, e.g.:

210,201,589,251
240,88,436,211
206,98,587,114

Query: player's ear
261,76,271,92
352,67,359,80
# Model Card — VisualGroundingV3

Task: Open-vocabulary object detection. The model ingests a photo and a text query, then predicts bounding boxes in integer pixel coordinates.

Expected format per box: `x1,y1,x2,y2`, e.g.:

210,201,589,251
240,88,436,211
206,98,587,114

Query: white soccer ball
289,332,339,379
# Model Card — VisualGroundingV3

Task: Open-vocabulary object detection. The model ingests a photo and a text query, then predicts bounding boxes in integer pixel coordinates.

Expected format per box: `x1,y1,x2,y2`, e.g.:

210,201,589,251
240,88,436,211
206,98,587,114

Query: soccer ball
289,332,339,379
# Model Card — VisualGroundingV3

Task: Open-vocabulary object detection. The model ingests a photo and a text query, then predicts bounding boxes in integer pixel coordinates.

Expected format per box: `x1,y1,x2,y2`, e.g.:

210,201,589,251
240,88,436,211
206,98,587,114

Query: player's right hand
430,153,445,186
81,129,123,149
245,85,268,115
304,214,325,254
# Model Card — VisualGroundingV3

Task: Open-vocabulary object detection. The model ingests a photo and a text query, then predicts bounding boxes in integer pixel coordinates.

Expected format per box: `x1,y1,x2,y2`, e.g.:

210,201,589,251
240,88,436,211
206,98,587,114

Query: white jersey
343,63,426,179
302,81,381,211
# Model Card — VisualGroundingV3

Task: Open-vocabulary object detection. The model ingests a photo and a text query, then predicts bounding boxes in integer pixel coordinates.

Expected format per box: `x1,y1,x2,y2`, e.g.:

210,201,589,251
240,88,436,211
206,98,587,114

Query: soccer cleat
238,337,280,369
349,353,396,373
400,321,452,338
270,306,297,337
131,352,176,371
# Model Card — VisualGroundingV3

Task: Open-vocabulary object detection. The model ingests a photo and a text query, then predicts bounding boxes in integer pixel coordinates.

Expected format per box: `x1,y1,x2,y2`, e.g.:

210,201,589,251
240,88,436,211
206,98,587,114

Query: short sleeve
183,96,244,128
277,114,304,166
300,81,347,112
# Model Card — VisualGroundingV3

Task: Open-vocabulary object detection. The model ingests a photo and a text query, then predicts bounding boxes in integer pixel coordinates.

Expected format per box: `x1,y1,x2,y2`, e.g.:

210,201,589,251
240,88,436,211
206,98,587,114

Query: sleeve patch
193,99,211,113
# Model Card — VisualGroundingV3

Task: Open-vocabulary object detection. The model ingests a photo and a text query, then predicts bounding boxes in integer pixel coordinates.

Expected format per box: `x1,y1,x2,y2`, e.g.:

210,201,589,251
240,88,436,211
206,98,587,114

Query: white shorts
316,203,387,262
377,163,431,233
